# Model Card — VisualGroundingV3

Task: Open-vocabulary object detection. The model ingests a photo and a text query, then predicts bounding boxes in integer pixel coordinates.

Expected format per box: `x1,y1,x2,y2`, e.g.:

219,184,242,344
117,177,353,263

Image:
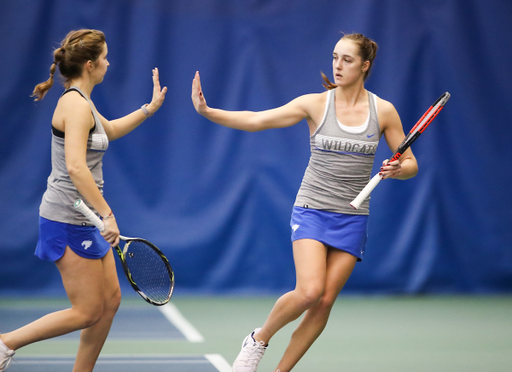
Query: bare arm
59,94,119,245
377,98,418,180
191,71,314,132
98,68,167,141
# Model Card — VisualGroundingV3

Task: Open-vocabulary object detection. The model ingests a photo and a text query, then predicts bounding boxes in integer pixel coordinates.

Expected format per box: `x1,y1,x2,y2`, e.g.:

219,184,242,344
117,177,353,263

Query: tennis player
0,29,166,372
192,33,418,372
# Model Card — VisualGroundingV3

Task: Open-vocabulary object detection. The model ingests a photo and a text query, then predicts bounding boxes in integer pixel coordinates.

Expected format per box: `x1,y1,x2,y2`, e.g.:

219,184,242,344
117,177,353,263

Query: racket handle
74,199,105,231
350,173,382,210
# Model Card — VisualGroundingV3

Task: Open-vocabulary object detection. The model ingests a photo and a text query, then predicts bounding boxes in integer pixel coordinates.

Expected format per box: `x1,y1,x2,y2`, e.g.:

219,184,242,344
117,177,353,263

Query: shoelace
0,350,15,371
1,356,13,371
242,340,266,366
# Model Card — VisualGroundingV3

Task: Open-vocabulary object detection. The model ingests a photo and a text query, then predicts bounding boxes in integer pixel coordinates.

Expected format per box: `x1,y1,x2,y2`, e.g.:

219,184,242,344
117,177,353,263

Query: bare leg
274,248,357,372
72,249,121,372
254,239,328,345
0,246,121,372
232,239,329,372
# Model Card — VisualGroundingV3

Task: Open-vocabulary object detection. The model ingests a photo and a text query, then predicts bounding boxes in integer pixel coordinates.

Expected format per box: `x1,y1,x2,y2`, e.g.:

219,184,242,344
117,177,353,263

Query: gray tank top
39,86,109,225
294,89,381,215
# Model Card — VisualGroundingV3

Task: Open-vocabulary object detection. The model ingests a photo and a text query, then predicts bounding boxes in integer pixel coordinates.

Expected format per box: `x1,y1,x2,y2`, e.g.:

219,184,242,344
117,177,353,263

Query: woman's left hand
146,68,167,115
379,159,401,179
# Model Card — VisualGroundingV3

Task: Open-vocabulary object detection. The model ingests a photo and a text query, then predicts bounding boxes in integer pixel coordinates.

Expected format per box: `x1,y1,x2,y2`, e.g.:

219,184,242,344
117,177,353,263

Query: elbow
246,123,268,133
396,159,418,180
402,163,418,180
411,161,419,178
244,113,266,132
245,126,262,133
409,167,419,180
66,162,86,180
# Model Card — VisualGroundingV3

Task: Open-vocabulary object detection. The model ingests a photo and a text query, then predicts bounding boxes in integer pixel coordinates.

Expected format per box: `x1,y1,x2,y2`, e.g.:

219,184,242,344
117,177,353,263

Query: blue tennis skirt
35,217,111,261
290,206,368,261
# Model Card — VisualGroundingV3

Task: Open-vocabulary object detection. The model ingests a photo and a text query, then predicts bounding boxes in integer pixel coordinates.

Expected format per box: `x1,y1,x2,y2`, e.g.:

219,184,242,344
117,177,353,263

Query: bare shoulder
53,90,92,130
56,90,90,113
375,95,401,129
375,95,398,116
294,91,327,107
294,91,328,123
280,91,324,132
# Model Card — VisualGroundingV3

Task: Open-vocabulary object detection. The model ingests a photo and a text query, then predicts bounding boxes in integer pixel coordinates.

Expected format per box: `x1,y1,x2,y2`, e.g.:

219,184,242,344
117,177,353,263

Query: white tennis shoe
0,338,15,372
232,328,267,372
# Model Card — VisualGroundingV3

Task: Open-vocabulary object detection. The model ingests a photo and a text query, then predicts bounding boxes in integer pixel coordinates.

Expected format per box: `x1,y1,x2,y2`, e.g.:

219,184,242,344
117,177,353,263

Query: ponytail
32,47,64,101
32,29,105,101
321,71,337,90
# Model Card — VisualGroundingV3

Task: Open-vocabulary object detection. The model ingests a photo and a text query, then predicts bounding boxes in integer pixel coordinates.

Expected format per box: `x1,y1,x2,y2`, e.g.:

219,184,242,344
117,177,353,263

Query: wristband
103,210,115,220
141,104,154,118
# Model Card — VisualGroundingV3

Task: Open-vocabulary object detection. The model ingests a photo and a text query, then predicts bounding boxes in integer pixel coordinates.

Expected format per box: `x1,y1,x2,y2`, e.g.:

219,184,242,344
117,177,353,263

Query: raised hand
147,68,167,114
191,71,207,115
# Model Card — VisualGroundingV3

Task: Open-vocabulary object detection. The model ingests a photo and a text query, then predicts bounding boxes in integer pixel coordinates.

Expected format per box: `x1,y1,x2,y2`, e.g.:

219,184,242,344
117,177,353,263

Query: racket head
115,238,175,306
389,92,451,162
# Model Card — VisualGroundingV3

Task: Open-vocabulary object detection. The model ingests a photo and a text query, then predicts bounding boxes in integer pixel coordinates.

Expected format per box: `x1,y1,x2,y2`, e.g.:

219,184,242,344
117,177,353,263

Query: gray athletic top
39,86,109,225
294,89,381,215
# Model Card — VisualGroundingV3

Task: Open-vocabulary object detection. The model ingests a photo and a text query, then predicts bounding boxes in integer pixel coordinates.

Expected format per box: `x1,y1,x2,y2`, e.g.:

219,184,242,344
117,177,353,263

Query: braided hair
32,29,106,101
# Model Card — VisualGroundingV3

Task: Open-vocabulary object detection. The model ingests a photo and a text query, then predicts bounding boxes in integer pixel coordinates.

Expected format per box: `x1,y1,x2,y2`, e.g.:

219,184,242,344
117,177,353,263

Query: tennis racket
74,199,175,306
350,92,451,209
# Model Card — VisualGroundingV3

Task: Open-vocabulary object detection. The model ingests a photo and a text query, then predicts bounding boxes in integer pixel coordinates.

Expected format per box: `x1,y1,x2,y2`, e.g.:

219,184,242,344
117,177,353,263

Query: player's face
332,39,367,86
91,43,109,84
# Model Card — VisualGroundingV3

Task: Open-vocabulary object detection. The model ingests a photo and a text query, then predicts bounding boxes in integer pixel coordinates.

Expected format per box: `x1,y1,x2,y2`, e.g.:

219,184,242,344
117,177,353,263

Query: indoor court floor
1,295,511,372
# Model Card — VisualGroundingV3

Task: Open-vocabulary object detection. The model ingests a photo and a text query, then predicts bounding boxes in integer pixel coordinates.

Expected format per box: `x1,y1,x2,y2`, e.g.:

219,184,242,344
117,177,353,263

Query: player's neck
68,78,95,99
335,83,367,107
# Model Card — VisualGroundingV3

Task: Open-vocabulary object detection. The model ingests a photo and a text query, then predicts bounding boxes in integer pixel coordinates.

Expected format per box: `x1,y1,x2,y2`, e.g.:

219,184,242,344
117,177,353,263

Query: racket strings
124,240,173,304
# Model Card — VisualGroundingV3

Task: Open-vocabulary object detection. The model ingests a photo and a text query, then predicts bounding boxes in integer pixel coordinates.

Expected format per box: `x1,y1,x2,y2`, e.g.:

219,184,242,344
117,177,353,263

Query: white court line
16,354,230,369
205,354,232,372
159,302,205,342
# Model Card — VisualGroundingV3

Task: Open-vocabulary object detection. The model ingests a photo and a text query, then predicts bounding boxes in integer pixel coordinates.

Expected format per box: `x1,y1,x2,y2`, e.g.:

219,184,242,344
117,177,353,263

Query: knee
305,292,338,324
77,306,103,329
323,289,339,306
104,286,122,316
75,289,121,329
109,287,122,312
296,285,324,309
316,294,336,315
300,296,336,331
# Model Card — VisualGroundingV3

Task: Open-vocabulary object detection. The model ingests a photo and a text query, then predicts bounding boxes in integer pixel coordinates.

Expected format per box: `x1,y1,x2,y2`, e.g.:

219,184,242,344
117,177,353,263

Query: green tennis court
1,295,511,371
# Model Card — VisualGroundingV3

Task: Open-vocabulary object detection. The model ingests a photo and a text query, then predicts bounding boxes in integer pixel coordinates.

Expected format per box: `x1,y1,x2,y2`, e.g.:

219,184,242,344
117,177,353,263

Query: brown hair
322,33,378,90
32,29,106,101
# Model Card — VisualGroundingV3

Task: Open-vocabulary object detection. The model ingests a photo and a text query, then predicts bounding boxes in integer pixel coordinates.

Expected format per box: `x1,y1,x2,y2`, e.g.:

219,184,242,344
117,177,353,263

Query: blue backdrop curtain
1,0,511,296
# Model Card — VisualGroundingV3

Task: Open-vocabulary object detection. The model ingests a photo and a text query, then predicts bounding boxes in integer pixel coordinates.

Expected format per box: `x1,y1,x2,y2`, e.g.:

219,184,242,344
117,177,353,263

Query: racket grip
74,199,105,231
350,174,382,210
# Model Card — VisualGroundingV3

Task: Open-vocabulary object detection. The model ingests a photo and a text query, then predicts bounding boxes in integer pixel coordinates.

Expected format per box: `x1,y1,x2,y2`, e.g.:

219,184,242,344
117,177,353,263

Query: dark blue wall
1,0,511,296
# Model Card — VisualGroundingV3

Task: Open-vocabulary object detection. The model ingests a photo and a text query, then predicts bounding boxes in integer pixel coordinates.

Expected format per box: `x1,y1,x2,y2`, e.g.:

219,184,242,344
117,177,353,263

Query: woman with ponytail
192,33,417,372
0,29,167,372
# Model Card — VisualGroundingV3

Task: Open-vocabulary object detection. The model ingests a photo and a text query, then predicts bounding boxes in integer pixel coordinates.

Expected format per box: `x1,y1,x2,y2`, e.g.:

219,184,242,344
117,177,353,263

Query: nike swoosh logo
367,133,376,138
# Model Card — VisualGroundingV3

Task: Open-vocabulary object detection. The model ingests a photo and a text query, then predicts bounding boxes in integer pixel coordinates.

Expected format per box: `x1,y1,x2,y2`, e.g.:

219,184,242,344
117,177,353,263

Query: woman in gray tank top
0,29,166,372
192,33,418,372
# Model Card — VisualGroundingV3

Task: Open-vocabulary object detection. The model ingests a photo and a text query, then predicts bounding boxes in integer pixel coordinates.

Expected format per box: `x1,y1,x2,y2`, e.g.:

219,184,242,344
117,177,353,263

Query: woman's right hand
191,71,208,115
101,216,120,247
146,67,167,115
